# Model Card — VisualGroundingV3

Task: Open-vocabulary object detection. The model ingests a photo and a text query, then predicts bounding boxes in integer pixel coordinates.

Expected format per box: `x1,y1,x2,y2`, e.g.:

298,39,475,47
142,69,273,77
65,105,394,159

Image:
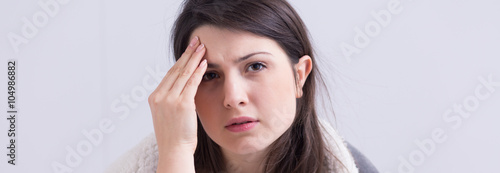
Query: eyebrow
207,52,271,68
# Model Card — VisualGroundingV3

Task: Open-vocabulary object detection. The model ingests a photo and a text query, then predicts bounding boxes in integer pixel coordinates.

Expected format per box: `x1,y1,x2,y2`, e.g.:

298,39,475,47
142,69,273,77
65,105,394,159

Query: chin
222,136,272,156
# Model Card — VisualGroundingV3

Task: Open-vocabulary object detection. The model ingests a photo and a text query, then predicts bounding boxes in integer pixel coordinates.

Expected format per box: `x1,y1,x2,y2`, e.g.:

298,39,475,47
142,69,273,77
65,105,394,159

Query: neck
222,148,269,173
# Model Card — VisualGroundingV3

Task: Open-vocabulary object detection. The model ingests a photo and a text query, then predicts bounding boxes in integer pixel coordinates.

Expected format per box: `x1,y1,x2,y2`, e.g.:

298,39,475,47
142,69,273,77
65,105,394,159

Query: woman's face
191,25,307,156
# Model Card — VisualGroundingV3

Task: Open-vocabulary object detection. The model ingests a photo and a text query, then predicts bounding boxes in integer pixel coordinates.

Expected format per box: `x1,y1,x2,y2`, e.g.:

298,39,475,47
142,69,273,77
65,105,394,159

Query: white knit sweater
105,119,359,173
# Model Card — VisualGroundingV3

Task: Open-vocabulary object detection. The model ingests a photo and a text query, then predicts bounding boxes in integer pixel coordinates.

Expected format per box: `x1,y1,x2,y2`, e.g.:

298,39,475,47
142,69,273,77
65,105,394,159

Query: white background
1,0,499,172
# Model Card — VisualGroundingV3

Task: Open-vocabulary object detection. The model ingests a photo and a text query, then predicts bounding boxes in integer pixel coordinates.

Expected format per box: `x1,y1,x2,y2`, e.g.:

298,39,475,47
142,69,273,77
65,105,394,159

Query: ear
294,55,313,98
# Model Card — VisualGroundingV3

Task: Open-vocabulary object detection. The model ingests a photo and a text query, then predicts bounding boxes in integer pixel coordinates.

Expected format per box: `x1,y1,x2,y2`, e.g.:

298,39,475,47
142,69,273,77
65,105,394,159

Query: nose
223,75,249,109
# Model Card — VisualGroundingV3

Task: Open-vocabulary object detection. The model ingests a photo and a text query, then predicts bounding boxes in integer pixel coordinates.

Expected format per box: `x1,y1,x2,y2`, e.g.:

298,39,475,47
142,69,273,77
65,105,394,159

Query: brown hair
171,0,342,172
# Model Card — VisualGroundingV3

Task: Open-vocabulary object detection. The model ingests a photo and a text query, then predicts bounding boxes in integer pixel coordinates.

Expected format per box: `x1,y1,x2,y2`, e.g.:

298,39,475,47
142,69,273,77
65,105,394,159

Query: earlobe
294,55,313,98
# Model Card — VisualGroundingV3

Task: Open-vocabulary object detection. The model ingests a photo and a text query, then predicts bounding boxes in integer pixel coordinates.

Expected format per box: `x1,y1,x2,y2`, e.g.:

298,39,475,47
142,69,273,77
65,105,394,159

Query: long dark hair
171,0,343,172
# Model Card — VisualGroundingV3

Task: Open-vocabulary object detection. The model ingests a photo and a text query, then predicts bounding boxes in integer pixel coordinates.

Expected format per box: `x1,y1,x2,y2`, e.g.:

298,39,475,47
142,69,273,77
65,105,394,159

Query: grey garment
346,142,379,173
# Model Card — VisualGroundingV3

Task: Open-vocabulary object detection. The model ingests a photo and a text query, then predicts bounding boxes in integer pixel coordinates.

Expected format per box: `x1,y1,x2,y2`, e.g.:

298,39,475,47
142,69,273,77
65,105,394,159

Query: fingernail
199,59,207,67
196,43,205,52
189,36,199,48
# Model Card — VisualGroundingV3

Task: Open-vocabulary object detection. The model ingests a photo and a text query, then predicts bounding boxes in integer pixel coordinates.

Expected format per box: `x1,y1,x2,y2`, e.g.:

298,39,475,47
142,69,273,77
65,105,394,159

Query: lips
225,116,259,132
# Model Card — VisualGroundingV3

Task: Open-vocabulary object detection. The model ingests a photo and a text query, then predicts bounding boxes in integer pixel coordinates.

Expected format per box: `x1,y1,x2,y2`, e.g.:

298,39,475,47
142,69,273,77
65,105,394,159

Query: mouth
225,116,259,132
227,121,255,126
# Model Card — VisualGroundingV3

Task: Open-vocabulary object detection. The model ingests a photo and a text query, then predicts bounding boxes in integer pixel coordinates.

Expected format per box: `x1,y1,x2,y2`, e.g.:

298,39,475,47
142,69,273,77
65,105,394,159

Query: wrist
158,143,196,155
157,147,195,173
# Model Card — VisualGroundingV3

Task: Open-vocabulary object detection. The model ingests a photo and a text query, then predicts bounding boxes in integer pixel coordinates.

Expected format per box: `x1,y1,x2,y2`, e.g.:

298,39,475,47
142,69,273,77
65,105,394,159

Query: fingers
171,36,201,76
169,43,206,96
182,59,207,100
154,36,204,96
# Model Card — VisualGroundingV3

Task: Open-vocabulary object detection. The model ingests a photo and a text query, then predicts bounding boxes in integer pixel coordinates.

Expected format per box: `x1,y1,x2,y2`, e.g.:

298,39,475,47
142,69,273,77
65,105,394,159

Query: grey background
1,0,499,172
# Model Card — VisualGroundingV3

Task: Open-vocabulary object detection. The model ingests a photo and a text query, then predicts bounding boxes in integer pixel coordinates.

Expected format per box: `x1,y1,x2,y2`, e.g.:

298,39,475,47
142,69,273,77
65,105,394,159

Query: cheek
194,89,219,127
267,68,297,102
195,85,218,110
255,69,297,125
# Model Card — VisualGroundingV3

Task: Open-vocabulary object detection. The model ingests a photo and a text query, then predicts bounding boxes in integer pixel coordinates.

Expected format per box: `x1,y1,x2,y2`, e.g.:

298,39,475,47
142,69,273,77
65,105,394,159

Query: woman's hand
148,36,206,172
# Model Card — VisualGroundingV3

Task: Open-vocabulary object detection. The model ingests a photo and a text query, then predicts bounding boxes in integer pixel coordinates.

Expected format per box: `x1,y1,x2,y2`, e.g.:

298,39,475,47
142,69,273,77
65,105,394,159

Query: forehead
190,25,287,62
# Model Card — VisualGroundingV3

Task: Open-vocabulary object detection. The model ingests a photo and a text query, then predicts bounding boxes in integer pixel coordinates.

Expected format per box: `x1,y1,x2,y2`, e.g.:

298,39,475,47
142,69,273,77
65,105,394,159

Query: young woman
107,0,378,172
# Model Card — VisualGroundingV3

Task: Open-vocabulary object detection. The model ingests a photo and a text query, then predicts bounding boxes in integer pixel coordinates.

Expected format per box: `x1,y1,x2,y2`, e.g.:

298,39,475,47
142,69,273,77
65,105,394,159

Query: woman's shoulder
318,118,379,173
345,142,379,173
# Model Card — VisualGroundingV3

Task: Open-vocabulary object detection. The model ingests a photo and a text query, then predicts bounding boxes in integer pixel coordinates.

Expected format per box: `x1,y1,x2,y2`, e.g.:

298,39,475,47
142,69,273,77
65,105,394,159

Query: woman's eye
247,62,266,72
202,72,219,81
